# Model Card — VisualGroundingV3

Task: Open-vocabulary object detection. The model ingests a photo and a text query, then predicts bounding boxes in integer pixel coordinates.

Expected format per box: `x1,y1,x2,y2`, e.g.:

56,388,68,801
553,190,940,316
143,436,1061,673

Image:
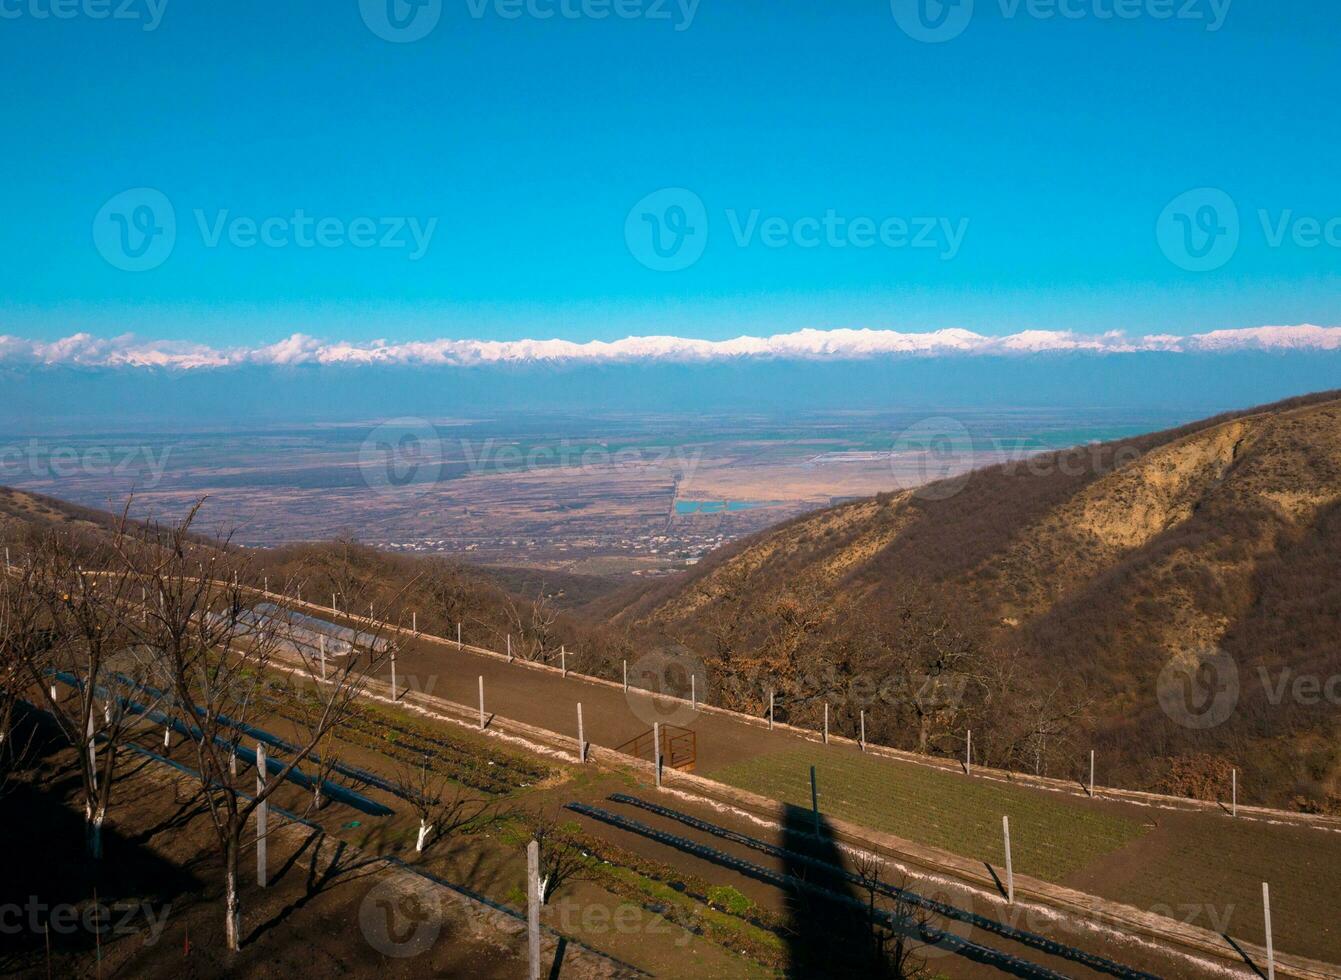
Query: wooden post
769,689,774,730
1002,815,1014,904
576,703,586,763
526,840,541,980
507,634,512,662
256,743,268,888
561,645,567,677
457,622,462,646
478,676,486,731
860,710,866,752
623,660,628,692
966,729,972,775
810,766,820,836
1232,768,1238,817
691,674,696,709
823,703,829,744
332,593,337,614
264,576,268,594
412,610,417,633
320,636,327,681
390,651,398,701
1089,749,1095,797
1263,882,1275,980
654,722,662,788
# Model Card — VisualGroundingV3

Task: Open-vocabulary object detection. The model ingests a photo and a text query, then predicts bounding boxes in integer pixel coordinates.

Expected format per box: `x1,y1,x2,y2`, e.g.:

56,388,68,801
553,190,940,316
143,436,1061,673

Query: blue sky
3,0,1340,348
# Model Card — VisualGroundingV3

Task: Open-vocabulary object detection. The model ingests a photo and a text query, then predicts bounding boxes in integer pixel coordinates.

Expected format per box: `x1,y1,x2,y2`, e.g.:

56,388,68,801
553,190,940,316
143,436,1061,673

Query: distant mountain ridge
3,324,1341,370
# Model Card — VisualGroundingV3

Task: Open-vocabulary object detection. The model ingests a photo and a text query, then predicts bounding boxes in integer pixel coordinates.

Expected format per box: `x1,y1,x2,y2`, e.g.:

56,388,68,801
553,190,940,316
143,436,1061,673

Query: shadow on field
780,803,922,979
0,705,202,972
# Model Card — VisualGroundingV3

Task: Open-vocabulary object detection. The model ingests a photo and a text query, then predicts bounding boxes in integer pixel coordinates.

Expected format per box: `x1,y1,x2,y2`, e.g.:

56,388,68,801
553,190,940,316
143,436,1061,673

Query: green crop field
708,747,1149,882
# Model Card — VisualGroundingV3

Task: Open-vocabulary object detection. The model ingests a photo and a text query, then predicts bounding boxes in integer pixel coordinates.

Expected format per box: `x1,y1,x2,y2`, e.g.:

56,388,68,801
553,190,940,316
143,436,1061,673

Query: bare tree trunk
225,833,241,951
85,801,105,859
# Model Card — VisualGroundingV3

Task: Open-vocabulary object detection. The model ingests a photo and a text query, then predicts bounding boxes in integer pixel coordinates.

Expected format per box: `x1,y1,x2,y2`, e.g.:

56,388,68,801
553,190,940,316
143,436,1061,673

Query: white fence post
823,703,829,744
479,676,486,731
769,689,774,731
507,634,512,662
623,660,628,693
860,710,866,752
561,645,567,677
654,722,662,788
1263,882,1275,980
966,729,972,776
1232,768,1238,817
457,622,462,646
527,840,541,980
691,674,696,709
256,742,268,888
577,703,586,763
390,651,398,701
1002,815,1014,904
1089,749,1095,797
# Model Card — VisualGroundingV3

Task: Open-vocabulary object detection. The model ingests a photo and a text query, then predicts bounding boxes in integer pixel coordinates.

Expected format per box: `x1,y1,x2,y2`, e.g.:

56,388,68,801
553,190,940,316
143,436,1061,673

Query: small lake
675,500,772,515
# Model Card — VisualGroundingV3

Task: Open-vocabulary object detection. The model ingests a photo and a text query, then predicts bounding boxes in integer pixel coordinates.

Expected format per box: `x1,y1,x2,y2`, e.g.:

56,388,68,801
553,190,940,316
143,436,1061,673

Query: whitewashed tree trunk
225,838,241,951
540,874,551,905
416,819,431,852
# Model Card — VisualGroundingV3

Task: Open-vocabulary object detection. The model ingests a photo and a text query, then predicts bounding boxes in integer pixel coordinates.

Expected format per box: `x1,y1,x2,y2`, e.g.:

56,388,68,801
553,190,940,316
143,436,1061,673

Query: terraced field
707,746,1150,881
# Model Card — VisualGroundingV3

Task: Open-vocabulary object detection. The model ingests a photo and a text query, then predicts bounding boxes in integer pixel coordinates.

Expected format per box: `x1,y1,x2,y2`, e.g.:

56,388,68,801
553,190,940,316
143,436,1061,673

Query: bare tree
120,502,397,951
16,529,163,858
852,854,929,980
522,812,590,904
393,753,490,852
969,646,1091,774
871,593,978,755
421,558,474,632
502,588,561,663
0,556,46,797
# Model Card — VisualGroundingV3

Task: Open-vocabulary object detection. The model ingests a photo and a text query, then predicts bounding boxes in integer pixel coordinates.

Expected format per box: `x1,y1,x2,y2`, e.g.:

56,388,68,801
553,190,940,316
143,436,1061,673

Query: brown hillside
605,391,1341,809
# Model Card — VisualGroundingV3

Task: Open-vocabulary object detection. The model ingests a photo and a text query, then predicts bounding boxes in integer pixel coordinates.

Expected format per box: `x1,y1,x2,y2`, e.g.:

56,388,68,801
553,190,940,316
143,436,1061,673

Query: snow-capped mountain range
2,325,1340,371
